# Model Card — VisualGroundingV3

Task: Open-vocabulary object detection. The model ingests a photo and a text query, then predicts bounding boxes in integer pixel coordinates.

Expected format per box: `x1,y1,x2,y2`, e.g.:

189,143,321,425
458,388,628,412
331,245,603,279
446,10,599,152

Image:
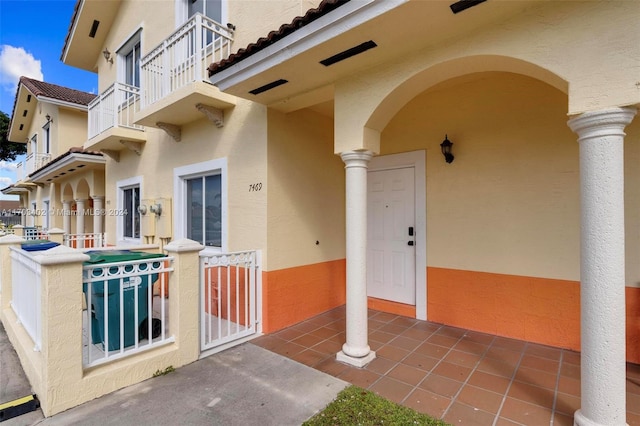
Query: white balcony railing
140,13,234,108
15,152,52,181
10,247,42,350
63,233,105,249
88,82,143,140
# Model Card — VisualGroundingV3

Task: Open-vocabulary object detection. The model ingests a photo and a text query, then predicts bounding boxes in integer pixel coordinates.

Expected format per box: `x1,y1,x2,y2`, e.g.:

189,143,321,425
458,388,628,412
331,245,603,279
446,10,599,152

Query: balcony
136,13,236,135
86,82,146,153
15,152,53,182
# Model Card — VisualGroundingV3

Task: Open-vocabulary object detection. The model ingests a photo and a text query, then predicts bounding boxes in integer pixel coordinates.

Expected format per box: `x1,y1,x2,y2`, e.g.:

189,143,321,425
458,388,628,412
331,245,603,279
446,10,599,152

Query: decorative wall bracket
119,140,143,155
156,122,182,142
196,103,224,128
101,149,120,162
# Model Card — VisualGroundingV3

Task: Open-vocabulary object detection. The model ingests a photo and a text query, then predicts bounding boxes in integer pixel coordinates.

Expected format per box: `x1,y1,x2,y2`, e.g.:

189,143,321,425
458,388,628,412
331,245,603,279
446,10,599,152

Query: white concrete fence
0,236,262,417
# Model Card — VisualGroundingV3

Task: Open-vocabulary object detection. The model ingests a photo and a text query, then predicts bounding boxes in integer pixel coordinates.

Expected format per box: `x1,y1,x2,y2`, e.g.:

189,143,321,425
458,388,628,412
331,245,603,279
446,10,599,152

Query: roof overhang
29,152,106,184
1,185,30,195
61,0,121,71
209,0,550,110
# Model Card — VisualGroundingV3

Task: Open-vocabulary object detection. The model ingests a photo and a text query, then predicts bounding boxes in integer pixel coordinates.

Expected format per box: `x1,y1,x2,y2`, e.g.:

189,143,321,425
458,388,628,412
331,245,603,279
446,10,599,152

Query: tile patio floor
251,305,640,425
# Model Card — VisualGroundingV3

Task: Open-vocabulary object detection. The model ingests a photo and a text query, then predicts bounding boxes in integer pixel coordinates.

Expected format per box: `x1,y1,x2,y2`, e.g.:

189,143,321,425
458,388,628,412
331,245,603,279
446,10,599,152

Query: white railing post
0,234,24,309
164,239,203,363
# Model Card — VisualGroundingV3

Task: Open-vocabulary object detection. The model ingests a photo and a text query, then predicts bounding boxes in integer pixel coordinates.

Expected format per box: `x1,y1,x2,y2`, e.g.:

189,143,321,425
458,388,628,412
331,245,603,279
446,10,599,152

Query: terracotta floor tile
369,330,396,344
411,321,441,332
628,392,640,415
433,360,473,382
336,366,381,389
444,349,482,368
291,332,325,348
365,356,397,375
553,412,575,426
415,341,450,359
369,339,384,351
456,384,504,414
515,365,558,390
314,356,349,377
627,362,640,380
419,373,464,398
291,320,321,334
368,319,387,331
628,411,640,426
370,311,398,323
520,354,560,373
507,381,555,409
554,391,581,416
250,334,286,350
453,339,489,356
476,357,519,378
311,338,342,355
376,344,410,362
468,370,512,395
560,362,581,380
444,401,496,426
401,326,436,341
525,342,562,361
485,346,523,364
464,330,496,345
499,397,552,425
269,339,305,356
494,416,521,426
324,319,345,331
273,327,306,342
369,376,414,404
436,325,468,339
428,333,459,348
290,348,328,367
387,363,429,386
323,332,345,344
380,322,411,335
558,376,581,396
309,326,340,340
563,350,581,366
493,337,527,352
387,335,422,352
401,352,439,372
390,315,419,327
628,377,640,395
404,388,451,418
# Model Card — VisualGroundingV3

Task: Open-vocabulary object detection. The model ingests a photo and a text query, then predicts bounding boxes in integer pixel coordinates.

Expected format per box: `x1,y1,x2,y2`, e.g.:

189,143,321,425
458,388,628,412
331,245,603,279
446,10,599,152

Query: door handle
408,226,414,236
408,241,414,246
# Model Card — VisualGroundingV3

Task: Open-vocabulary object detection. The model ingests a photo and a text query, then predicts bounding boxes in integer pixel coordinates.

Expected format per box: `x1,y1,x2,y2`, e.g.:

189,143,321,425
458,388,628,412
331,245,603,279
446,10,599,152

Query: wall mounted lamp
102,48,113,64
440,135,454,164
137,205,147,215
45,114,52,123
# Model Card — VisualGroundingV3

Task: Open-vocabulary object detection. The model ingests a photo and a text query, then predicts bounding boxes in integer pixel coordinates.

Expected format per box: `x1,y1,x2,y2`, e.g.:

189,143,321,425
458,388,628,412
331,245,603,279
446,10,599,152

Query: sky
0,0,97,199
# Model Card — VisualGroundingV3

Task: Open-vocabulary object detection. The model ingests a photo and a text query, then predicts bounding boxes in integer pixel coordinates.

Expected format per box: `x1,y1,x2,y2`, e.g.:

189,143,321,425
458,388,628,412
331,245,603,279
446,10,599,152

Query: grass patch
303,385,450,426
152,366,175,377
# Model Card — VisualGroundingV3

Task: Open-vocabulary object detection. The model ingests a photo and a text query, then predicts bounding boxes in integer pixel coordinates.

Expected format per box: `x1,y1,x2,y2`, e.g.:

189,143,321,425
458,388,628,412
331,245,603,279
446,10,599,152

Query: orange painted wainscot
427,267,640,364
261,259,346,333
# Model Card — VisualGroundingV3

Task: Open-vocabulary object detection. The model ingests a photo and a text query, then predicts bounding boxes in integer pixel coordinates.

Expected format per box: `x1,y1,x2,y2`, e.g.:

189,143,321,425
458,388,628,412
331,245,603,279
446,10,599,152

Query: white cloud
0,161,18,172
0,45,44,95
0,177,13,187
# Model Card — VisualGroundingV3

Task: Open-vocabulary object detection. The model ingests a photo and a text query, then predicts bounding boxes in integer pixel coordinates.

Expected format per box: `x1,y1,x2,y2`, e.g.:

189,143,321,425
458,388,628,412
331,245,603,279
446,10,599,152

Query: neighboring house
1,77,105,242
50,0,640,423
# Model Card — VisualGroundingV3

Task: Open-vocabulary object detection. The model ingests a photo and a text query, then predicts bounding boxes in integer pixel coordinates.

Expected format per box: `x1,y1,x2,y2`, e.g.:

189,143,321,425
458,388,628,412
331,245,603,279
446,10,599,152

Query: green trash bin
83,250,167,351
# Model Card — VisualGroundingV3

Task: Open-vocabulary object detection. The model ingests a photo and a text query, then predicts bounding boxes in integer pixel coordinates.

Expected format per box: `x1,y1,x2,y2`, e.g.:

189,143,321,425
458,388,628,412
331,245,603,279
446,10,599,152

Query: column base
574,409,628,426
336,350,376,368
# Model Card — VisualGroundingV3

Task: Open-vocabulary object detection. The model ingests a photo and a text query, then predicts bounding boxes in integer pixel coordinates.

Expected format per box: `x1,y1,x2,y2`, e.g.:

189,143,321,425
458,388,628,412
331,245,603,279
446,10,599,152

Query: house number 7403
249,183,263,192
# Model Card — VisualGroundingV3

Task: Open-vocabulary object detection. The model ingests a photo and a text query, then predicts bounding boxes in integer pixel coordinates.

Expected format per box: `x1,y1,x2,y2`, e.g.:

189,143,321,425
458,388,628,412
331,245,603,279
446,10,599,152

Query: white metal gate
200,250,260,354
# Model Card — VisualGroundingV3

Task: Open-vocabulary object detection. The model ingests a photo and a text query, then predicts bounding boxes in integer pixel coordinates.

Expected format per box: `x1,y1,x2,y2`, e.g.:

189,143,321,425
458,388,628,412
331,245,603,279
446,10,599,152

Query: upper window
174,158,226,250
118,30,142,88
189,0,222,22
42,122,50,154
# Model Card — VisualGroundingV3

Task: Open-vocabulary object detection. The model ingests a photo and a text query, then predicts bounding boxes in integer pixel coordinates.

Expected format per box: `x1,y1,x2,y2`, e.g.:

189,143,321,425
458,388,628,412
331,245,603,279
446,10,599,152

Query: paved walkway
1,324,347,426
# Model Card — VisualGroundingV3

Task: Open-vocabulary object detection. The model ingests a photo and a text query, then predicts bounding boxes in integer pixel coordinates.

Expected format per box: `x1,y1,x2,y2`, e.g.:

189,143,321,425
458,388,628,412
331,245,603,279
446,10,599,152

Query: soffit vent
89,20,100,38
450,0,487,14
249,79,289,95
320,40,377,67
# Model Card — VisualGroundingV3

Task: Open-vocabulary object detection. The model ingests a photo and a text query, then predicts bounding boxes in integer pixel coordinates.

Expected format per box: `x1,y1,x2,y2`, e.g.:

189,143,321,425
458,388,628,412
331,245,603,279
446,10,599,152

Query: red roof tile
19,76,96,106
208,0,350,77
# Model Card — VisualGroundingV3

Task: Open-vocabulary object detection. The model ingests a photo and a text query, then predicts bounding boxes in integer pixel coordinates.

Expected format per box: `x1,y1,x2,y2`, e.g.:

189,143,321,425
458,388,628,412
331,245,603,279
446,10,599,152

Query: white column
62,201,71,235
568,107,636,426
336,150,376,367
75,199,86,235
92,196,104,234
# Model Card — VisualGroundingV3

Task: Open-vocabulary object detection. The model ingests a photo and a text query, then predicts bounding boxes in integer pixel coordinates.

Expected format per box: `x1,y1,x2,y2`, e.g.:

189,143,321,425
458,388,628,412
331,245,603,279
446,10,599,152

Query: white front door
367,167,416,305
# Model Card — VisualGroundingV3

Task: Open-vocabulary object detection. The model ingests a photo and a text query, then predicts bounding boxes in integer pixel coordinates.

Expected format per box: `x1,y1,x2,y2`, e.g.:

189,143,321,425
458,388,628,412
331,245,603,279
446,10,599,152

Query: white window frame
29,201,36,227
42,199,50,230
175,0,227,27
42,122,51,154
173,158,227,253
116,27,143,88
116,176,143,244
